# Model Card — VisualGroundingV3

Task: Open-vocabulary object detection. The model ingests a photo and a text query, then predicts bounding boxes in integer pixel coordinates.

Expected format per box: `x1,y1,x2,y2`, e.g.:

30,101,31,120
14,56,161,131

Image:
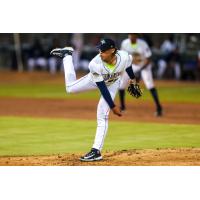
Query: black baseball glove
127,83,142,98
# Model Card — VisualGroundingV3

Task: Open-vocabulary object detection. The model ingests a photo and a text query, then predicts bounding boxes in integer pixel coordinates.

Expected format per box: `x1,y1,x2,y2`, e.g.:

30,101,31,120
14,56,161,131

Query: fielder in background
119,33,163,116
50,38,141,162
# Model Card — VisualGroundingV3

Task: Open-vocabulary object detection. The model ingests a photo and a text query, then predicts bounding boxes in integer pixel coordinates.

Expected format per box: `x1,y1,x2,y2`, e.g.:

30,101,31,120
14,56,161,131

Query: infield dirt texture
0,72,200,166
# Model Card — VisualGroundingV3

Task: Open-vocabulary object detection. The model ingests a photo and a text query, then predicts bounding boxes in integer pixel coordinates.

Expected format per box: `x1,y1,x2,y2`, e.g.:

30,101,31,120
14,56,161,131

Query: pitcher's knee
65,86,76,94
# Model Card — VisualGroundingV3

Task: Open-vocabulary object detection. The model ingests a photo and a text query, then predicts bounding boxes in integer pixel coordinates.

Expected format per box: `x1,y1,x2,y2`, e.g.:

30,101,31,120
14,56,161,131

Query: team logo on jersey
103,72,121,83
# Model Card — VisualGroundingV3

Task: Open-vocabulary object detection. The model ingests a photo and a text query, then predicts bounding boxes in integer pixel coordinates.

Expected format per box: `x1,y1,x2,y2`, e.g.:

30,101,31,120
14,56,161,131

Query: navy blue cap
96,38,116,52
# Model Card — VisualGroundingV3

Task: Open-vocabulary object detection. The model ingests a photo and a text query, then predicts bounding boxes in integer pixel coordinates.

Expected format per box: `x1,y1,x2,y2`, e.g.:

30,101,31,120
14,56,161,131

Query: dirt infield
0,148,199,166
0,97,200,124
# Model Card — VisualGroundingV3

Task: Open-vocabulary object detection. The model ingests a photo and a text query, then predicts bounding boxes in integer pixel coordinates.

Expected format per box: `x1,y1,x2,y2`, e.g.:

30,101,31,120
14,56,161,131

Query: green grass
156,86,200,103
0,83,97,99
0,116,200,156
0,83,200,103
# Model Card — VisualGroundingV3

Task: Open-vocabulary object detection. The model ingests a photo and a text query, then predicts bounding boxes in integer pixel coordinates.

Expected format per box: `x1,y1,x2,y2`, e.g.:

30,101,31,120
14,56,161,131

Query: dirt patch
0,97,200,124
1,71,200,86
0,148,200,166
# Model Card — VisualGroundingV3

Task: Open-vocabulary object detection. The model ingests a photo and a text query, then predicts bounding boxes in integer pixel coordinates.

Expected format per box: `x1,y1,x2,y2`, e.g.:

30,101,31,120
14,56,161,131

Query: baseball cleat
50,47,74,58
80,148,103,162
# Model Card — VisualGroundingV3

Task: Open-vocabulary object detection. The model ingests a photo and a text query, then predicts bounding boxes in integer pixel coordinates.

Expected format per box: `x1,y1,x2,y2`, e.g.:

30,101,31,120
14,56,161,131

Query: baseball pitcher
50,38,142,162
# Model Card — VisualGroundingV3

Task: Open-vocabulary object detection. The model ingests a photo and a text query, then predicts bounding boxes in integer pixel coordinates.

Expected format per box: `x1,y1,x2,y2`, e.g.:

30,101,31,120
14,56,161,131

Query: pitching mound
1,148,200,166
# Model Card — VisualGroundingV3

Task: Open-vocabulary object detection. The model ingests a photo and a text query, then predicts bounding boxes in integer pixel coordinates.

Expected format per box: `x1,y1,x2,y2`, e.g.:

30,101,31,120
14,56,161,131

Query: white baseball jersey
120,38,155,90
121,38,152,67
88,50,132,85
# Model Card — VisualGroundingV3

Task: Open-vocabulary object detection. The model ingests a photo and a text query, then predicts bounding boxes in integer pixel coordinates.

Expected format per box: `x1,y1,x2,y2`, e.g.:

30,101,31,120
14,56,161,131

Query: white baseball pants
120,64,154,90
63,56,120,151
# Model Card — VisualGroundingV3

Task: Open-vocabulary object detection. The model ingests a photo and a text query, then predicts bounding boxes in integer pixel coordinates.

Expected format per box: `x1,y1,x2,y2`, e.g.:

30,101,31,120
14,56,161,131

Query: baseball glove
127,83,142,98
133,54,142,65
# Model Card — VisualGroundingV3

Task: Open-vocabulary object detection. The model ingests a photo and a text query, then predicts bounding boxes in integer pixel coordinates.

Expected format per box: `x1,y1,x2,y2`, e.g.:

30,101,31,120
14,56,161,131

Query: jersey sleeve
88,61,104,82
124,52,133,69
142,41,152,58
120,40,127,51
127,54,133,67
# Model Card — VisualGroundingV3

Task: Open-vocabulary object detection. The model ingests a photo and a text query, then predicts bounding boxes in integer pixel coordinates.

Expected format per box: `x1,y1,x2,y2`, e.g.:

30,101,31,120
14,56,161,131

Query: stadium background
1,33,200,80
0,33,200,165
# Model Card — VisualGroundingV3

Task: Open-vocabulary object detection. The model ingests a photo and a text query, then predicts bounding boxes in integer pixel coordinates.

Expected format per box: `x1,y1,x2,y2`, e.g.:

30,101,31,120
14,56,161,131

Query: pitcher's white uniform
120,38,154,90
63,50,132,150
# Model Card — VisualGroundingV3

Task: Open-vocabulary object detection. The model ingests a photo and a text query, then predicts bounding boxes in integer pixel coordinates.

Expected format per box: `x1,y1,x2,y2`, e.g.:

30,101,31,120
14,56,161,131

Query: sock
119,89,126,110
150,88,162,111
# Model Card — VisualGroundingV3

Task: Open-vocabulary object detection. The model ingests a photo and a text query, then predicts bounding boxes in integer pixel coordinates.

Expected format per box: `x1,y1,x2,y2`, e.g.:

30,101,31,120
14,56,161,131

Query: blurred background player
27,39,48,72
157,34,181,80
47,38,62,74
119,33,163,116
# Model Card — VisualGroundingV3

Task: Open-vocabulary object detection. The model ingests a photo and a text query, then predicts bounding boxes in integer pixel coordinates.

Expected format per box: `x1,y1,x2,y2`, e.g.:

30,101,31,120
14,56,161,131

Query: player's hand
112,106,122,117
